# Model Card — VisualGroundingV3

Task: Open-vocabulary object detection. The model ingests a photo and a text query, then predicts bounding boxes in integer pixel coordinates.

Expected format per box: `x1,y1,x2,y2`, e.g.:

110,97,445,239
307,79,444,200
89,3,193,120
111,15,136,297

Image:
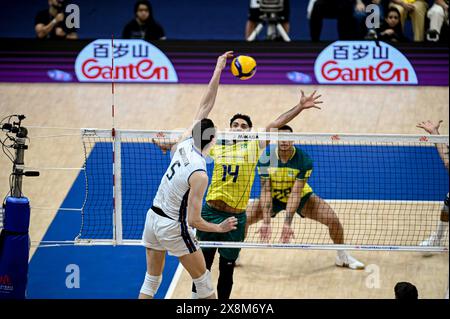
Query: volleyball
231,55,257,80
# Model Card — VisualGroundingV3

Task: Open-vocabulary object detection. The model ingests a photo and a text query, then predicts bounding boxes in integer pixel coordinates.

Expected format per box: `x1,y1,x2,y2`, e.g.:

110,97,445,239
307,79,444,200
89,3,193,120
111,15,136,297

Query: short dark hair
192,118,216,151
394,282,418,299
134,0,152,14
230,113,253,128
278,125,293,132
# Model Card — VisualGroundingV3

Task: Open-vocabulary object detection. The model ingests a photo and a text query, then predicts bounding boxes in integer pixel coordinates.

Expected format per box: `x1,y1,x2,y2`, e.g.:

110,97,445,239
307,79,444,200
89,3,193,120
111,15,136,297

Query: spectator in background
394,282,418,299
245,0,291,40
390,0,428,41
426,0,449,41
309,0,356,41
35,0,78,40
377,7,409,41
354,0,388,39
122,0,166,41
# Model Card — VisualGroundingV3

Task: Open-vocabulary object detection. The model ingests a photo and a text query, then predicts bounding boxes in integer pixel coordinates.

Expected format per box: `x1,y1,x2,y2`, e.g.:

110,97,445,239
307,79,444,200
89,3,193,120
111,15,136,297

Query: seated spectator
309,0,356,41
122,0,166,41
377,7,409,41
35,0,78,40
245,0,290,40
390,0,429,42
426,0,449,41
394,282,418,299
354,0,388,39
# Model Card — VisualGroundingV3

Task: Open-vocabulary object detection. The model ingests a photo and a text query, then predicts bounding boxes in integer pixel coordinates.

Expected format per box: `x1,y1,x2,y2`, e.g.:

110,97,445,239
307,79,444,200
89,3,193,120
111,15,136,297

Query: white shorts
141,208,199,257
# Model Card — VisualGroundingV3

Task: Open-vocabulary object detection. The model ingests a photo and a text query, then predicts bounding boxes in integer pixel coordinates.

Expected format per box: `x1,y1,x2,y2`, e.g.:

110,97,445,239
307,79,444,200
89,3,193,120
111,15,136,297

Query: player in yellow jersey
192,90,323,299
152,64,322,298
245,125,365,270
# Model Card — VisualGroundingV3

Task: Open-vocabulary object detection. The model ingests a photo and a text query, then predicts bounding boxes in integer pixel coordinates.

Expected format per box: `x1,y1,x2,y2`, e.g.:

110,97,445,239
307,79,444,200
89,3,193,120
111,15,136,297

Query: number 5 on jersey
222,164,240,182
166,161,181,180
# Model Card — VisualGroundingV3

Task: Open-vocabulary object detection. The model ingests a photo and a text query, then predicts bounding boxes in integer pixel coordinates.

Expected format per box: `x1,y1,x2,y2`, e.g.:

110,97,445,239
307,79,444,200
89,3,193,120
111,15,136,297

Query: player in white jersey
416,120,449,249
139,51,237,299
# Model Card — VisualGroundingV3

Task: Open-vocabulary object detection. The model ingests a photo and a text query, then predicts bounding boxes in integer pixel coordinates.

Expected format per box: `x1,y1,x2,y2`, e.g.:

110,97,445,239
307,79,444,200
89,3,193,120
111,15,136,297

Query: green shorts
272,192,313,218
196,203,247,261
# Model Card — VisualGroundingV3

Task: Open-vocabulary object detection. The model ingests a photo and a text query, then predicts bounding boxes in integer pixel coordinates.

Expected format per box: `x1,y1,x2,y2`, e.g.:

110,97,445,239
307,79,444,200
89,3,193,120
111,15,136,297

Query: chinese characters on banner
314,41,418,85
75,39,178,82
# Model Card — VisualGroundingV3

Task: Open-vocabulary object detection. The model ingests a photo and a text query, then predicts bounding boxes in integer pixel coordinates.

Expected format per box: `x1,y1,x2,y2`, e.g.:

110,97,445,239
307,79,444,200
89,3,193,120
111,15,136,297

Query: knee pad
193,270,214,299
140,273,162,297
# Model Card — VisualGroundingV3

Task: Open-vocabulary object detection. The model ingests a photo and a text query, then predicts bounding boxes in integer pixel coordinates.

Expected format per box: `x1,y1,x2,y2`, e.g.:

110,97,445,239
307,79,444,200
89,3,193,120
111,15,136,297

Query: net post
113,130,123,245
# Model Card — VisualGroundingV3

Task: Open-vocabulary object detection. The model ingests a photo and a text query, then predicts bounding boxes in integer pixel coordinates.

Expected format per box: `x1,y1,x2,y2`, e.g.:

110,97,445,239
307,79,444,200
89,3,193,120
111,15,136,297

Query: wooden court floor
0,83,448,298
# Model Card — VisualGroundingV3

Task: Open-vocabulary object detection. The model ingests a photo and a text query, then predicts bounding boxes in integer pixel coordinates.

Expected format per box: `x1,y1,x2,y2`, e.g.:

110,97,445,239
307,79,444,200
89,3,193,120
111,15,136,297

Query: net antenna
110,34,123,245
247,0,291,42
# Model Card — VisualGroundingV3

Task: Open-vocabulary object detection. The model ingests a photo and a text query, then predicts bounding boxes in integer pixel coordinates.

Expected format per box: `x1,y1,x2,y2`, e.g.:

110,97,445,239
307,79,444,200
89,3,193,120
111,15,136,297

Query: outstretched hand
216,51,234,71
280,224,295,244
416,120,442,135
219,216,238,233
299,90,323,110
258,222,272,243
152,138,177,155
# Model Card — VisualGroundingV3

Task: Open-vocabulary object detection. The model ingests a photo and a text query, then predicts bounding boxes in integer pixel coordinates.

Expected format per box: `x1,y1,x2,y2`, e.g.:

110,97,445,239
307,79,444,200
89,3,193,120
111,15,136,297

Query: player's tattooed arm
417,120,449,170
258,178,273,242
260,90,322,149
281,179,305,244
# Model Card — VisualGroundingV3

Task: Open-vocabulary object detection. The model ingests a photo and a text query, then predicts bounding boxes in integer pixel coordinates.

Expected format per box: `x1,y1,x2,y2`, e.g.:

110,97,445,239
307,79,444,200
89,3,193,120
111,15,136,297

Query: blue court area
28,143,448,298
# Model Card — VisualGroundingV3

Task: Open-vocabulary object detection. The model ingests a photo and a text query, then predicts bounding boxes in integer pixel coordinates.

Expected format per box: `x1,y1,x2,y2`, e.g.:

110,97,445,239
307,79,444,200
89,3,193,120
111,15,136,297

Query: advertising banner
314,41,418,85
0,40,447,86
75,39,178,83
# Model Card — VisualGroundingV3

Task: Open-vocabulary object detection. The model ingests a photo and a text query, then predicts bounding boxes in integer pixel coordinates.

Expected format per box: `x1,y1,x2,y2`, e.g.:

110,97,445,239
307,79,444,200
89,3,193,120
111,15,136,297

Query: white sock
436,220,448,239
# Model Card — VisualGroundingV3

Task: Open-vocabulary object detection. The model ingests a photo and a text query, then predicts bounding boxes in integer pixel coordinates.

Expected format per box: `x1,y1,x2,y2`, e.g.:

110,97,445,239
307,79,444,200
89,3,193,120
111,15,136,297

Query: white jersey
152,138,207,221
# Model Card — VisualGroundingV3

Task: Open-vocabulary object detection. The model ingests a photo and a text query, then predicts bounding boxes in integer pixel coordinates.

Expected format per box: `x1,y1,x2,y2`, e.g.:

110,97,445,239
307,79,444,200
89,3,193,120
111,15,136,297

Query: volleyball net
72,129,449,252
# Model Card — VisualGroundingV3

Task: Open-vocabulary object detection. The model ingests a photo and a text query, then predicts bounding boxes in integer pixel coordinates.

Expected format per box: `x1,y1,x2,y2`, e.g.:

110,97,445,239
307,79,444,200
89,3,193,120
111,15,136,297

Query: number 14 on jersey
222,164,240,182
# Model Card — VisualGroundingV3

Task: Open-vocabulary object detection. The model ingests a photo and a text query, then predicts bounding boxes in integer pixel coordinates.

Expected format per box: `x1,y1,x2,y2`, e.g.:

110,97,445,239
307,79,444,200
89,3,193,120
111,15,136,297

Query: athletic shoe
335,253,365,270
420,233,441,247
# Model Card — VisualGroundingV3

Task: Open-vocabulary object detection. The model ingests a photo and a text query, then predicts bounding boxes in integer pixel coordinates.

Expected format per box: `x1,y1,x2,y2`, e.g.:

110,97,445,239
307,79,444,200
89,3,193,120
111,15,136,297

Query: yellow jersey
206,140,262,210
258,146,313,203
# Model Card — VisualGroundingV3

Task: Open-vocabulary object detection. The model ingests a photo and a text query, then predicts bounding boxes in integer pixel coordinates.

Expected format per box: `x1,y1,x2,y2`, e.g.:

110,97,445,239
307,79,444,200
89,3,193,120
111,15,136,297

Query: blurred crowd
34,0,448,43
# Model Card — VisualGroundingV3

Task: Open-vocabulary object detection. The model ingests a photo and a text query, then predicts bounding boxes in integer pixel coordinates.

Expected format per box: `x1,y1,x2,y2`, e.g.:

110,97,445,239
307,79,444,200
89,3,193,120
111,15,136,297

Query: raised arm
260,90,322,149
280,179,306,244
178,51,234,142
187,172,238,233
153,51,233,153
194,51,234,121
417,120,449,170
258,178,273,242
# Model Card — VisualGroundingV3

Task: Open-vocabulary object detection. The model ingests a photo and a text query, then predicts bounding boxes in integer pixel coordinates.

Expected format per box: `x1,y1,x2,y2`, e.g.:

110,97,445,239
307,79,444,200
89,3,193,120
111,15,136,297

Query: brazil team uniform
258,146,314,217
197,140,262,261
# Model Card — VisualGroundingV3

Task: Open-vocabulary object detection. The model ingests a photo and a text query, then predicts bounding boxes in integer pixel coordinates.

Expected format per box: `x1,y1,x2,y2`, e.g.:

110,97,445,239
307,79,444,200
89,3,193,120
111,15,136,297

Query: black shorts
271,192,313,218
248,0,290,23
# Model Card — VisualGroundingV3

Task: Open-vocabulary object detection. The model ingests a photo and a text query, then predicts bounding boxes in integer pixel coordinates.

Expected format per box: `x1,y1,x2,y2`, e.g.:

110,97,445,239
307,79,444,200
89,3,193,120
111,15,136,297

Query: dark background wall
1,0,349,40
1,0,419,40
